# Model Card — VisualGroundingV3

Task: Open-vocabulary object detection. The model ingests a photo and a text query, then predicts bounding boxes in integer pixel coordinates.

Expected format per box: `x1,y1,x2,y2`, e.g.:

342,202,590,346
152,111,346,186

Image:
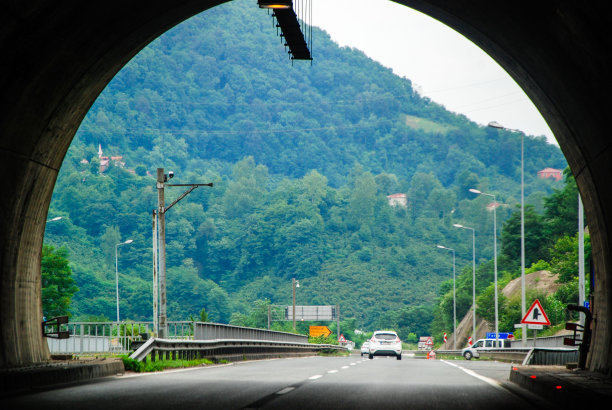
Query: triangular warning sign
521,299,551,325
338,334,347,343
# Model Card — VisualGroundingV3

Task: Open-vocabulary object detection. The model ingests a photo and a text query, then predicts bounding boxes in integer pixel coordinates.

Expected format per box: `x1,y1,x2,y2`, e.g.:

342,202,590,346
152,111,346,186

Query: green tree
41,245,79,318
543,168,579,243
549,233,591,283
501,205,547,269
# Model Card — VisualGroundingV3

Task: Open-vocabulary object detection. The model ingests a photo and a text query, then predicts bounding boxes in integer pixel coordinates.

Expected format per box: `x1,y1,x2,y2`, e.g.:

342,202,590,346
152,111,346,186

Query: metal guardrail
129,338,344,363
522,348,579,366
130,322,331,362
436,346,579,366
194,322,307,343
436,348,531,362
510,335,570,348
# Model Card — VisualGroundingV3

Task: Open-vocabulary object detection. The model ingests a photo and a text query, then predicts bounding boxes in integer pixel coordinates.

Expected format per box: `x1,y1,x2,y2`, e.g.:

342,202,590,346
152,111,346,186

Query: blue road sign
486,332,513,339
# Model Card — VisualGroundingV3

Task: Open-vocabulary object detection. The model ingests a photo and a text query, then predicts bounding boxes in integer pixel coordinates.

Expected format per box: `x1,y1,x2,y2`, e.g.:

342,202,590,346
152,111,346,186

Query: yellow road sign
309,326,332,338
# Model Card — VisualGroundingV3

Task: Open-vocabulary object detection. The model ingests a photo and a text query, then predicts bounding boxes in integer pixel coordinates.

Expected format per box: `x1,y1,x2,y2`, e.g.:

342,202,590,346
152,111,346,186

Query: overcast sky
310,0,557,145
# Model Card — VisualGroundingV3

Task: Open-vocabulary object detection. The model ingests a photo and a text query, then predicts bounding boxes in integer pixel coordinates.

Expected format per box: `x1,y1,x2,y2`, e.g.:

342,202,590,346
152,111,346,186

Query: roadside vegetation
121,355,222,373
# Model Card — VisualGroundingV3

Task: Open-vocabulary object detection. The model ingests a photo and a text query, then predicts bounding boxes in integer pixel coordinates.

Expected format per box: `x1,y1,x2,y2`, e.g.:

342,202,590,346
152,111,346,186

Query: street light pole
115,239,134,323
292,278,300,330
155,168,213,338
454,223,476,343
469,188,499,343
437,245,456,350
489,121,526,342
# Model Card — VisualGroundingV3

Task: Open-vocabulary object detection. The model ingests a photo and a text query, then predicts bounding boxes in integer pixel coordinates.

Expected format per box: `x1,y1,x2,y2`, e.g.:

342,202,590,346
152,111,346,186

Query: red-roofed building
387,193,407,207
98,144,125,172
538,167,563,181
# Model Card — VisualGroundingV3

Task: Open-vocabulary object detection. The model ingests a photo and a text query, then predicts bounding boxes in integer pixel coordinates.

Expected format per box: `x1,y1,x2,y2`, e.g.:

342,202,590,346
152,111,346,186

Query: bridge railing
46,321,309,355
46,321,194,355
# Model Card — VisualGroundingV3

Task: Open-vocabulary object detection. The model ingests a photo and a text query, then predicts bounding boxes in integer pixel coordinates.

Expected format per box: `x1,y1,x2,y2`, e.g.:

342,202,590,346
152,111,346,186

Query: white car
461,338,512,360
368,330,402,360
360,341,370,356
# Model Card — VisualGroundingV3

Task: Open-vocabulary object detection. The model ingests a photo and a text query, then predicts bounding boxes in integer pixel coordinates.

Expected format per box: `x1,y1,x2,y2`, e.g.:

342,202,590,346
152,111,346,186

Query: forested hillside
44,0,567,335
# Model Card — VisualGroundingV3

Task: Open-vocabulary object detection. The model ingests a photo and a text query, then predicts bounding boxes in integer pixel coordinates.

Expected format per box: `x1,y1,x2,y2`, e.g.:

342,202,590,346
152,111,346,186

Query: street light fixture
437,245,456,350
470,188,500,343
115,239,134,323
46,216,62,223
488,120,526,343
453,223,476,343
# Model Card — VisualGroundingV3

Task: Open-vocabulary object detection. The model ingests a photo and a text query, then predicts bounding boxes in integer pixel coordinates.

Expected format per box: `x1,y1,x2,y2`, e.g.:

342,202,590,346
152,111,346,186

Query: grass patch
404,114,455,134
121,355,222,373
431,353,463,360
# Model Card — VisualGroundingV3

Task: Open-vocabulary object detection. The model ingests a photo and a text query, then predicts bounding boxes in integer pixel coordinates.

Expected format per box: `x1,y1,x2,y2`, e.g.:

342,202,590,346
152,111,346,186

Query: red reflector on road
530,375,537,379
556,385,563,390
512,367,518,371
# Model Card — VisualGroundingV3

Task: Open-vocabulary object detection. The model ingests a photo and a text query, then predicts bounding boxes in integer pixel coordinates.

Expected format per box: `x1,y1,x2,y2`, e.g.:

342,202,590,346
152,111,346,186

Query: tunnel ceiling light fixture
258,1,292,9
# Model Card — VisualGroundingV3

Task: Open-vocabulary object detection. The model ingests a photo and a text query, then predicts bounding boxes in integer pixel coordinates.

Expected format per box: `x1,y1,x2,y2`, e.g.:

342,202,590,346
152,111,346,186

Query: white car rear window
374,333,397,340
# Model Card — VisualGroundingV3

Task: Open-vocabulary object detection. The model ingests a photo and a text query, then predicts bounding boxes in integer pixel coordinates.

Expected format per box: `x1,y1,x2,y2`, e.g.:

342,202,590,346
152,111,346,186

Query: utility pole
157,169,167,338
155,168,213,338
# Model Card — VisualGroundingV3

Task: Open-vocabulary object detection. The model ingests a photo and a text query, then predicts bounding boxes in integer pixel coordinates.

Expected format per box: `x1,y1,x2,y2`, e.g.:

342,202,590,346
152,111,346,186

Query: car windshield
374,333,397,340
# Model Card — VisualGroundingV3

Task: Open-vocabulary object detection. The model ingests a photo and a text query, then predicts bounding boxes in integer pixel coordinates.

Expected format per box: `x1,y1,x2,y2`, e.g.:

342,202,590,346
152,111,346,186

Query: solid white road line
441,360,505,390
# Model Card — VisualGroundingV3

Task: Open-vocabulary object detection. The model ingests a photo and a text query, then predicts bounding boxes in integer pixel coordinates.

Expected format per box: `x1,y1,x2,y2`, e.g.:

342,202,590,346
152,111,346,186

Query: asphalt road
1,354,552,410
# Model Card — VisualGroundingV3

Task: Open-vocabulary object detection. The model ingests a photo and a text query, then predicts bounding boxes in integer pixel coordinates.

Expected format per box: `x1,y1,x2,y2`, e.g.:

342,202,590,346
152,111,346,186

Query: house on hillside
98,144,125,172
387,193,407,207
537,167,563,181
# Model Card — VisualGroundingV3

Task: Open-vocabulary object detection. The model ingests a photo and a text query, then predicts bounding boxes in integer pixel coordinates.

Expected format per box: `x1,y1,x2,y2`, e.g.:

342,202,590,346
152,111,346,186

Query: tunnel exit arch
1,0,611,374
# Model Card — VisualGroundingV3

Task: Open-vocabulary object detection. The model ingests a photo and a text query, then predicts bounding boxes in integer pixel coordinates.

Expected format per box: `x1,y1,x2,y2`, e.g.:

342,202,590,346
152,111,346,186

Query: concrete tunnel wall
0,1,610,374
